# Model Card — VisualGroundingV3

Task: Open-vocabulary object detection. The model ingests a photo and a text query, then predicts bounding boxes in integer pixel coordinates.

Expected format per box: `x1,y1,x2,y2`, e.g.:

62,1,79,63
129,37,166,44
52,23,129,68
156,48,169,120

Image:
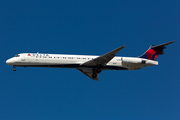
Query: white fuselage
6,41,174,80
6,53,158,70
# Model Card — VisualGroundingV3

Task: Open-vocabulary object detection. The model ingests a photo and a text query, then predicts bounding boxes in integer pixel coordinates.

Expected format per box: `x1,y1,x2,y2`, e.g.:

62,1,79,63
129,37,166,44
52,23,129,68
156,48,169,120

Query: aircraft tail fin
139,41,175,61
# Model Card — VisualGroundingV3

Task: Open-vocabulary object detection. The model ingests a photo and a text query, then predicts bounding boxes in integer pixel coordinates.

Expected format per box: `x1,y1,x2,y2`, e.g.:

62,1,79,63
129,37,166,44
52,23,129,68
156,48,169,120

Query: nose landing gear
13,66,16,71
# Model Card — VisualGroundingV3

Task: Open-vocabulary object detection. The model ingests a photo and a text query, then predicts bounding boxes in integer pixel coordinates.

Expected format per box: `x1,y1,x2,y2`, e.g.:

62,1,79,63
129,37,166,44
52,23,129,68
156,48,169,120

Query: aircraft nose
6,59,14,65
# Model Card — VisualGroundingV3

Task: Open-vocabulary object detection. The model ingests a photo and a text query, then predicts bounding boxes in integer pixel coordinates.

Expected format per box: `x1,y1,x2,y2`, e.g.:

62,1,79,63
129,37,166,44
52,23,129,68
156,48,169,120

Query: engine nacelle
122,57,146,64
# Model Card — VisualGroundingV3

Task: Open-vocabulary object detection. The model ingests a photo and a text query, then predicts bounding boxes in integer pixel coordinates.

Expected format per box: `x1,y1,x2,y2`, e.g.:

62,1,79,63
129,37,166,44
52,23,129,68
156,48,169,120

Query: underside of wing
77,68,99,80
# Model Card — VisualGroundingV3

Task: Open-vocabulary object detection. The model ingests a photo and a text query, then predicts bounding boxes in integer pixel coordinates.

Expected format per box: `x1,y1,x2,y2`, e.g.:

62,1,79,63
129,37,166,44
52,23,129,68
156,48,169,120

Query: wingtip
120,45,127,49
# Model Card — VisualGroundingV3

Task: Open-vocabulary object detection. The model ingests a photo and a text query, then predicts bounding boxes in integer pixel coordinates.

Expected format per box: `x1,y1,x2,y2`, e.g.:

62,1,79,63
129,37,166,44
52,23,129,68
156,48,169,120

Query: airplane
6,41,175,80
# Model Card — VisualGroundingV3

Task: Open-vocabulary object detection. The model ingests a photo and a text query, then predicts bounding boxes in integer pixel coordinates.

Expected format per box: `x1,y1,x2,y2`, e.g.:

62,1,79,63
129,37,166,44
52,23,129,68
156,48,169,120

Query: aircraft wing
80,46,126,67
77,68,99,80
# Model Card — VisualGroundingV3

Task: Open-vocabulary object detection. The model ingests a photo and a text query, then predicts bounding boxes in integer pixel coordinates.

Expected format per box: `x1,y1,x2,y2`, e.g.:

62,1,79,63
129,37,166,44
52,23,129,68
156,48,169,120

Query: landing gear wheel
13,66,16,71
96,68,101,73
92,73,97,78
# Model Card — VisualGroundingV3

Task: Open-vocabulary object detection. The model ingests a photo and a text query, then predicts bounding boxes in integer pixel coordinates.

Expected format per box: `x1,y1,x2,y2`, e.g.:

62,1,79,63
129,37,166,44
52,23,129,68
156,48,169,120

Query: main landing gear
92,73,97,78
95,68,101,73
92,68,101,78
13,66,16,71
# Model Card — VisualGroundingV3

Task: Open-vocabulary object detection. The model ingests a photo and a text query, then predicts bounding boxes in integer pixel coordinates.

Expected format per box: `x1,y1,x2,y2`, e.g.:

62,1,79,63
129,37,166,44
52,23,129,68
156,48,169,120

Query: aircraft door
36,56,38,61
112,58,117,65
21,55,25,61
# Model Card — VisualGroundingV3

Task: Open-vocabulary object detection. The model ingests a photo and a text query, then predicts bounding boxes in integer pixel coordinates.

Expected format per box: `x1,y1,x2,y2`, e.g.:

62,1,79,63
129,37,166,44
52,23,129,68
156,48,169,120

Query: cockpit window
15,54,20,57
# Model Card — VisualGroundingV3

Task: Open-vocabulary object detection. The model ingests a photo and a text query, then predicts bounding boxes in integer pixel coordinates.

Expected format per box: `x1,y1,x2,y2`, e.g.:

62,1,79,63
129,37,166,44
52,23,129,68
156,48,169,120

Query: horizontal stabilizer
151,41,175,49
139,41,175,60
